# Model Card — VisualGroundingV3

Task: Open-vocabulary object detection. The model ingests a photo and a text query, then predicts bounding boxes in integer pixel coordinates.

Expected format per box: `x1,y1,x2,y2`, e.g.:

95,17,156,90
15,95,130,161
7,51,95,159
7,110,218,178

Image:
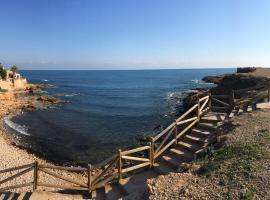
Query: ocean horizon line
19,67,236,71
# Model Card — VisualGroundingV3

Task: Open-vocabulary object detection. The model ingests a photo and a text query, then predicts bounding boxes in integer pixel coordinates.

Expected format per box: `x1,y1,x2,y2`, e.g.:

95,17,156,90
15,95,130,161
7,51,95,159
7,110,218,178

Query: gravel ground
0,91,87,194
147,109,270,200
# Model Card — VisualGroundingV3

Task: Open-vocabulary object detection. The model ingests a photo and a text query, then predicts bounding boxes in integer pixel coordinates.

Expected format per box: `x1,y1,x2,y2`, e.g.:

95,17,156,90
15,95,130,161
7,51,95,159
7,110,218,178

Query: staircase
87,95,231,199
0,93,243,200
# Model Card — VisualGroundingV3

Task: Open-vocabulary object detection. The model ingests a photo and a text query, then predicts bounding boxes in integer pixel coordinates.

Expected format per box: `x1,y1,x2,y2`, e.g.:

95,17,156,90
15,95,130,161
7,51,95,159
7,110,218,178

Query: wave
4,115,30,136
165,91,184,116
191,79,214,85
56,93,82,97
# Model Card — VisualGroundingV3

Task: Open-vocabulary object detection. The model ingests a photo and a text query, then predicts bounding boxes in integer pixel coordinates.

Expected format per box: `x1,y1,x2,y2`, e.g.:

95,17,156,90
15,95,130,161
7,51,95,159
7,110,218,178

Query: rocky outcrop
37,96,61,104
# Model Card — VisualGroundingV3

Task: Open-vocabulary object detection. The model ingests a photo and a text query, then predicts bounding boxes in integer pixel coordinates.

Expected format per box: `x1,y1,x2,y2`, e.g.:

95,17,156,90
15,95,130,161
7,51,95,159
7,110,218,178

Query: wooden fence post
88,164,92,193
230,90,235,110
197,95,201,123
118,149,122,181
268,85,270,102
33,161,38,191
174,121,178,144
149,138,154,167
208,91,212,109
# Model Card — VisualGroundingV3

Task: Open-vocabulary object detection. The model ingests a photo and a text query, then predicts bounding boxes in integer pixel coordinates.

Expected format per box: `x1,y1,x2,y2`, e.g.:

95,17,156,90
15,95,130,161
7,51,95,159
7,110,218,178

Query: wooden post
268,86,270,102
149,138,154,168
174,122,178,144
118,149,122,181
88,164,92,193
208,91,212,109
33,161,38,191
230,90,235,109
197,95,200,123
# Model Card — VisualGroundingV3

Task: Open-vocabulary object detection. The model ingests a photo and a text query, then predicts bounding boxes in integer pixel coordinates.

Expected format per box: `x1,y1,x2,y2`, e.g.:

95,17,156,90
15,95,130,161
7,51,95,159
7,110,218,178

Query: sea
4,68,235,165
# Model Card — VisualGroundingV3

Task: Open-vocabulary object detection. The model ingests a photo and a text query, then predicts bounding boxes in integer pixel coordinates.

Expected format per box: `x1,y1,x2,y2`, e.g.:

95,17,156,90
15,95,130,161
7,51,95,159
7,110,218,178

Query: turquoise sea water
6,69,235,165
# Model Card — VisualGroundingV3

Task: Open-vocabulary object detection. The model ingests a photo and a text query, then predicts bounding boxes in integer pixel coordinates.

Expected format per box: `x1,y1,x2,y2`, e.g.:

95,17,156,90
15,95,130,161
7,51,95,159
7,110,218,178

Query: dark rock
37,96,61,104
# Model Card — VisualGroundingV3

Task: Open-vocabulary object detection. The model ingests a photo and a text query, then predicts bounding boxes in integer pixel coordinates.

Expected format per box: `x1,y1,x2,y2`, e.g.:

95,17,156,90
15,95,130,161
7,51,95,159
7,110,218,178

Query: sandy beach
0,89,87,193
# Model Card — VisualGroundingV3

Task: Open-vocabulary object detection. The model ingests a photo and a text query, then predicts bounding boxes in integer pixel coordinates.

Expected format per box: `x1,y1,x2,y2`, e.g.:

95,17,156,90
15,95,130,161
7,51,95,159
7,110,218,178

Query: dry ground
147,109,270,200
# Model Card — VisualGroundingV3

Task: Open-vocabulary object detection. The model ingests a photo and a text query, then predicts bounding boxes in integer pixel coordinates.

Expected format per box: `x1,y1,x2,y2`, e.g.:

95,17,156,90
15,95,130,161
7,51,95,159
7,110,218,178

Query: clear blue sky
0,0,270,70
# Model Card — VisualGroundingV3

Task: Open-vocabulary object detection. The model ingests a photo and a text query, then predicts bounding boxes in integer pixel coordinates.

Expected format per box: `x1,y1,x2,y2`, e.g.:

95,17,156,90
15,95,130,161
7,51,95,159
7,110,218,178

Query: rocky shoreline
0,84,90,192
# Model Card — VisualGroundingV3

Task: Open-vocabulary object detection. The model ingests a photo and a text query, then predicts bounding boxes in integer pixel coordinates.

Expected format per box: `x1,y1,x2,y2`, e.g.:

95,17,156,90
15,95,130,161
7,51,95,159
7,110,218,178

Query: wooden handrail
121,146,150,156
0,163,34,174
0,93,213,193
38,164,87,172
39,168,87,187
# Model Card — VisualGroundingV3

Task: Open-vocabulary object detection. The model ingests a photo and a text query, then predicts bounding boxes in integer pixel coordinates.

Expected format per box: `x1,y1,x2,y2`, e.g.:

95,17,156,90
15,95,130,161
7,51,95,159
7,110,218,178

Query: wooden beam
38,164,87,172
212,97,230,107
122,162,151,173
0,166,33,185
121,146,150,155
37,182,88,191
121,156,150,162
176,117,197,125
154,138,176,159
0,163,34,174
38,168,88,187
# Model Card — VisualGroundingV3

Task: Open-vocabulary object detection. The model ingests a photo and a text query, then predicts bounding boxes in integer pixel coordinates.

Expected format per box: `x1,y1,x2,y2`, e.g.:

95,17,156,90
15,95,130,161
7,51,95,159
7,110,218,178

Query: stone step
92,187,106,200
169,148,194,160
198,122,219,131
162,155,183,168
119,170,157,197
191,128,211,138
211,94,230,99
177,141,201,152
201,114,226,123
153,162,174,175
211,106,229,113
184,134,211,145
7,192,18,200
105,183,126,200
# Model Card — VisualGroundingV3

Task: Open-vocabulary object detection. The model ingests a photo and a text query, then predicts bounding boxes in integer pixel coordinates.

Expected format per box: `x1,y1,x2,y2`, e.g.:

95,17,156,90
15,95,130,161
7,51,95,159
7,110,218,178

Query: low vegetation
148,110,270,199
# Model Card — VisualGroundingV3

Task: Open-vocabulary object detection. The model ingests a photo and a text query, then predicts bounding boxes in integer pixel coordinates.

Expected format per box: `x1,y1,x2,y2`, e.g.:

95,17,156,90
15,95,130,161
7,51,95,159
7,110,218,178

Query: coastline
0,87,87,192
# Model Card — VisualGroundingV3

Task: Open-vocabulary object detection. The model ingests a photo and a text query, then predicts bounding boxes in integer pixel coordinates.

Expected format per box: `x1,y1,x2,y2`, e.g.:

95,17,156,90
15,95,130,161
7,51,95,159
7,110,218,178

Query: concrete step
105,183,126,200
153,162,175,175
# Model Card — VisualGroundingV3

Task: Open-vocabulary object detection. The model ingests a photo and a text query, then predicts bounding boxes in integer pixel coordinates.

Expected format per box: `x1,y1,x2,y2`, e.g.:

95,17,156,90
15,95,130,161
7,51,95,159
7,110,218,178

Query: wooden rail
3,84,269,193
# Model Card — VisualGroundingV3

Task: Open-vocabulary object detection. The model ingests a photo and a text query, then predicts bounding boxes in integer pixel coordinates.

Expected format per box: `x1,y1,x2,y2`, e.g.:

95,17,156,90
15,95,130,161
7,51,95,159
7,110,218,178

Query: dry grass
147,109,270,200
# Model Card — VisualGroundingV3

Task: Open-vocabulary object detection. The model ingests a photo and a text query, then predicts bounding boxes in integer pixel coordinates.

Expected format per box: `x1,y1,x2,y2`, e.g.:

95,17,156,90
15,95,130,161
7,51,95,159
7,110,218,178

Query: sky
0,0,270,70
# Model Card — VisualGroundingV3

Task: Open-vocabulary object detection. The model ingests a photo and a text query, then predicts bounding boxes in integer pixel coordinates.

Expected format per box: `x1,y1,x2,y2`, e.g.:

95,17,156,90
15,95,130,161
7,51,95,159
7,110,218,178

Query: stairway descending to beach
2,87,267,200
89,95,231,200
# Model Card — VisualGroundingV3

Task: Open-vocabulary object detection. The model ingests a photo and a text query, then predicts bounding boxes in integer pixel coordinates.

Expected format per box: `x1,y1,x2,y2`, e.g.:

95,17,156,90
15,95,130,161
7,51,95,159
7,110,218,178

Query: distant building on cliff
0,68,27,91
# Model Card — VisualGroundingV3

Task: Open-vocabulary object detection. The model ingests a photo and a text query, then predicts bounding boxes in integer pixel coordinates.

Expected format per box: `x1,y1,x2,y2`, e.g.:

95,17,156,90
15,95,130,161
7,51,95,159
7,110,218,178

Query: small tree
10,65,18,74
0,65,7,79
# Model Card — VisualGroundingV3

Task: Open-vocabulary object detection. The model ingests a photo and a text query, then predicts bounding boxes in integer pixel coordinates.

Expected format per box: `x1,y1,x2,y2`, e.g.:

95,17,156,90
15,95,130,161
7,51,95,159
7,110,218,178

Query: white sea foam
64,93,81,97
56,93,82,97
191,79,214,85
43,79,49,82
4,115,30,136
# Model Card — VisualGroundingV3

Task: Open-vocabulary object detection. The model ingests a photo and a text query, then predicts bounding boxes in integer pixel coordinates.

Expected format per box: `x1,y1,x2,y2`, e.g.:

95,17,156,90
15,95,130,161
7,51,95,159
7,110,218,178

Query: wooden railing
2,83,270,194
0,93,212,193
